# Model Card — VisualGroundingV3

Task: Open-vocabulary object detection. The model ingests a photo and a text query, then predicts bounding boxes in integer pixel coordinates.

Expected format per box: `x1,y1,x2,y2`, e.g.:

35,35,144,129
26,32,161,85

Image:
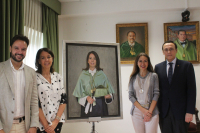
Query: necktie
168,63,173,84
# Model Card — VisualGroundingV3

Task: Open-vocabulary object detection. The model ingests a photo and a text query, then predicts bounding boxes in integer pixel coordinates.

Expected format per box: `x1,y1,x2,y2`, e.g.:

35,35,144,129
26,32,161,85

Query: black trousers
37,122,63,133
159,107,190,133
81,97,108,117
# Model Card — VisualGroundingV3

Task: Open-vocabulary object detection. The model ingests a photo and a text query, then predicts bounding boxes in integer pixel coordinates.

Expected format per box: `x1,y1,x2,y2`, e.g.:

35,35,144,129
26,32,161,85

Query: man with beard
120,31,145,58
0,35,39,133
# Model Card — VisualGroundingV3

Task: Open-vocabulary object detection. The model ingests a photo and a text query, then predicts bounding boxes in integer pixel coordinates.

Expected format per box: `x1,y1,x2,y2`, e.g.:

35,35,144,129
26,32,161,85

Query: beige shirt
10,60,25,118
134,72,151,107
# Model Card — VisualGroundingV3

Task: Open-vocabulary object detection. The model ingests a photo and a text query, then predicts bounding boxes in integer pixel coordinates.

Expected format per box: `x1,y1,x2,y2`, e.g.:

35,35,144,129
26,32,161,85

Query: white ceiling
58,0,92,2
58,0,116,2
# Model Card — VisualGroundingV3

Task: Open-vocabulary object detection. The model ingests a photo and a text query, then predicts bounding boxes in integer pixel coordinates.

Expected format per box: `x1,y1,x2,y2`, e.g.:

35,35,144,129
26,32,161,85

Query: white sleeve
105,93,113,104
78,96,88,107
78,96,96,114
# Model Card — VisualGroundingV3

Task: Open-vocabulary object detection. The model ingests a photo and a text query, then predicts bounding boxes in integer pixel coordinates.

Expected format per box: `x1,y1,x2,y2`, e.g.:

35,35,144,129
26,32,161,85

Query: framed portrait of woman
62,41,122,122
164,21,199,63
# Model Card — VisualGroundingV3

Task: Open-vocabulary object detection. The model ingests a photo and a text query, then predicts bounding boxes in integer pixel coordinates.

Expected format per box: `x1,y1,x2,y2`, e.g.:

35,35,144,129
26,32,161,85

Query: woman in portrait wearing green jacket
73,51,115,117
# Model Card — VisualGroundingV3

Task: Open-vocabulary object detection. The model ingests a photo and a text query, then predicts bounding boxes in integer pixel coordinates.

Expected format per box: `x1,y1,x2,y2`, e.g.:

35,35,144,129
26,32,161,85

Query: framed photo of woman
62,41,122,122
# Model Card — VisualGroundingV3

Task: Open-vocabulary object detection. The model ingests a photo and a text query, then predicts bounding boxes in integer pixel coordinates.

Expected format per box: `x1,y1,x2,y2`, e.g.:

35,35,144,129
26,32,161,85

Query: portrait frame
164,21,199,63
116,23,148,64
62,41,123,122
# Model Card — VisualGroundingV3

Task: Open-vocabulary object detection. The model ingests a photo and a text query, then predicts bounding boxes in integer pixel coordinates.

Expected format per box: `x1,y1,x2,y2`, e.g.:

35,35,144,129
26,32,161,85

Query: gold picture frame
116,23,148,64
164,21,199,63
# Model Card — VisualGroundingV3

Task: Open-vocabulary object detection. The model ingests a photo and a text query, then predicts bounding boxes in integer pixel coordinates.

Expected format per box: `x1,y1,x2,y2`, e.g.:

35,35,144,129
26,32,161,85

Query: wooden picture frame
62,41,123,122
164,21,199,63
116,23,148,64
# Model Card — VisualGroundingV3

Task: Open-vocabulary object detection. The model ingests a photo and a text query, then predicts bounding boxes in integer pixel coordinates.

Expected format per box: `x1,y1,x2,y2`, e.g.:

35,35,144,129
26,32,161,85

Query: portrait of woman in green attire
73,51,115,117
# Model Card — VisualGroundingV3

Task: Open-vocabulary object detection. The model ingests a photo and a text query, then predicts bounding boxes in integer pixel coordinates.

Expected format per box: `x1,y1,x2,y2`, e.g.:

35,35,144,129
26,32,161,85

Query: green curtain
42,4,59,72
0,0,24,62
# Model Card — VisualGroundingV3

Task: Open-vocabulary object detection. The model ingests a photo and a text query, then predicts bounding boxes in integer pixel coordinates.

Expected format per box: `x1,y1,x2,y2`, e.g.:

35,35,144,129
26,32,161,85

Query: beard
10,52,25,62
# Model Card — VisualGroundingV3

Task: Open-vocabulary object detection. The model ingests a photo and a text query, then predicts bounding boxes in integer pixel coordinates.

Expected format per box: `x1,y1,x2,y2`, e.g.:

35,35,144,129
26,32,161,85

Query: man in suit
155,41,196,133
0,35,39,133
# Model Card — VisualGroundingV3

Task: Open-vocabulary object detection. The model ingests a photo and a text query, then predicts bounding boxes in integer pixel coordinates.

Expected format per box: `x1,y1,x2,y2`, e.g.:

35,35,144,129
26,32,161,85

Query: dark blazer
155,59,196,120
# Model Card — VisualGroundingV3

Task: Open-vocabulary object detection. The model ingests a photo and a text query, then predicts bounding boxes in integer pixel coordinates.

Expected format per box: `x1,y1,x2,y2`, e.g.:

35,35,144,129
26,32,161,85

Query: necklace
130,46,136,55
137,74,148,94
90,73,96,95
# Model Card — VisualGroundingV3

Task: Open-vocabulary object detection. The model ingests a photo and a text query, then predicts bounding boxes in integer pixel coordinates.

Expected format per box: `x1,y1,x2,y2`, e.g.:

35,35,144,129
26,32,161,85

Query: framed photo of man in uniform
62,41,123,122
164,21,199,63
116,23,148,64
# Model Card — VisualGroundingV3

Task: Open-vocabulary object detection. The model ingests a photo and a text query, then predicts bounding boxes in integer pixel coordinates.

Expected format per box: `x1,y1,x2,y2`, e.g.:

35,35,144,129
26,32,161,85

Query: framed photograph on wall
164,21,199,63
62,41,122,122
116,23,148,64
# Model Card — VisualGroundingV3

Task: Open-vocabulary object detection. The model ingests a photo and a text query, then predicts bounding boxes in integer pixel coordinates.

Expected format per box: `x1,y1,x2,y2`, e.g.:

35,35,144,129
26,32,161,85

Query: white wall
58,0,200,132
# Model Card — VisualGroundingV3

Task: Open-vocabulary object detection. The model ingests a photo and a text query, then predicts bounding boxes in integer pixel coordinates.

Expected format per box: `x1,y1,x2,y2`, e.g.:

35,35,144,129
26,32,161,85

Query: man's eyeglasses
163,48,175,52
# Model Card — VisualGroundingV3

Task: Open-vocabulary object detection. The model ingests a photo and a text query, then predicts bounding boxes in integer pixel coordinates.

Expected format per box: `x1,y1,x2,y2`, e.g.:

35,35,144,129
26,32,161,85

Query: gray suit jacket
0,59,39,133
129,72,160,116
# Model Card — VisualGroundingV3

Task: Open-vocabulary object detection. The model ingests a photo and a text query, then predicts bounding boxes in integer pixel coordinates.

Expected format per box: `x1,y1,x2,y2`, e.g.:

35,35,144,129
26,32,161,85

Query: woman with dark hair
73,51,114,117
35,48,67,133
129,53,159,133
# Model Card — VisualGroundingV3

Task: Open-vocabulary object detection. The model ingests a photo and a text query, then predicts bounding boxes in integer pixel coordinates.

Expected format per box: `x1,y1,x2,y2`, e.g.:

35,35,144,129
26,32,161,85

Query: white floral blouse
36,72,67,131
